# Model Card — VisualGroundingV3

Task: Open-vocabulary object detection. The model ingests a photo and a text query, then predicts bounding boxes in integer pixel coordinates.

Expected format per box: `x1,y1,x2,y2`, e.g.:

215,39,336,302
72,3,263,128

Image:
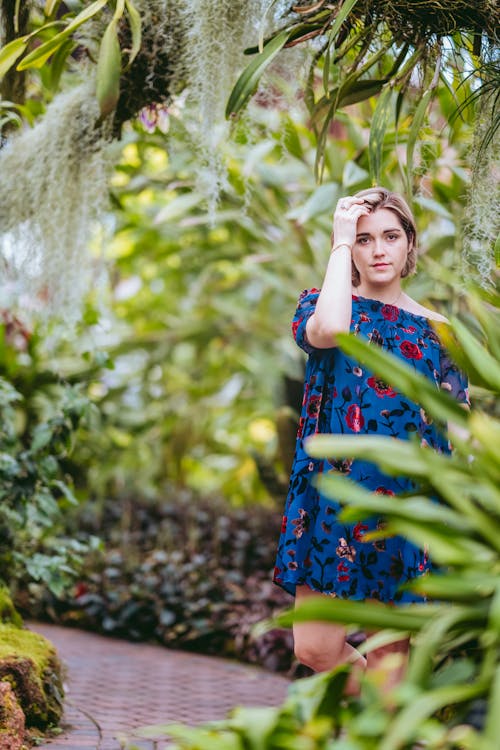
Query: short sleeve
292,289,320,355
439,346,470,406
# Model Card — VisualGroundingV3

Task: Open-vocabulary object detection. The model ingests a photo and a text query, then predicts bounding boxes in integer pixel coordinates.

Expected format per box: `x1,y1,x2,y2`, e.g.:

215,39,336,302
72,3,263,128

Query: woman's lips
372,262,390,268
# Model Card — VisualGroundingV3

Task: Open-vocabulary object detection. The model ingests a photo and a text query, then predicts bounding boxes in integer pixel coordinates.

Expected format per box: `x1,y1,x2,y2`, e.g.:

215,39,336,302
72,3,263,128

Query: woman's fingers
332,197,370,246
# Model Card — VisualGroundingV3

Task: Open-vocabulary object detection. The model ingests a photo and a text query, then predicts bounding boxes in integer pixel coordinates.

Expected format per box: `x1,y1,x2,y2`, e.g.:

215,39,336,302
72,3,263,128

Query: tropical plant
1,1,496,320
228,1,499,176
0,314,100,597
124,286,500,749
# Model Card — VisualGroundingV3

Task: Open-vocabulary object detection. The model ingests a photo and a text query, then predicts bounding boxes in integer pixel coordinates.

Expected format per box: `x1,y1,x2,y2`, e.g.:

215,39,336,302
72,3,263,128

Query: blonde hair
350,187,418,287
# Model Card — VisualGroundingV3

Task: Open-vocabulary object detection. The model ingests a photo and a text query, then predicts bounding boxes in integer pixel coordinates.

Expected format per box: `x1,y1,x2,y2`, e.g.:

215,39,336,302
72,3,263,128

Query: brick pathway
29,623,290,750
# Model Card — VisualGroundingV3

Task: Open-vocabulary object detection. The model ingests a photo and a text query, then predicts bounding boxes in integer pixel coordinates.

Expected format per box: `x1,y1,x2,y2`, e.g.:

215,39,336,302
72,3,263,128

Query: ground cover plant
20,491,300,674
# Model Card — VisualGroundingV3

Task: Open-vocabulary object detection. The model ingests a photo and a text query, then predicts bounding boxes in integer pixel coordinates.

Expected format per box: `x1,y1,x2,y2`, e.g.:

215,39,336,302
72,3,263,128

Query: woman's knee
293,622,347,672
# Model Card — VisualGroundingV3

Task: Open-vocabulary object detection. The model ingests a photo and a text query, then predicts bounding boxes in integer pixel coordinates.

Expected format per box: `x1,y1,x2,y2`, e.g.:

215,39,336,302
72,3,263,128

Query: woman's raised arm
305,196,370,348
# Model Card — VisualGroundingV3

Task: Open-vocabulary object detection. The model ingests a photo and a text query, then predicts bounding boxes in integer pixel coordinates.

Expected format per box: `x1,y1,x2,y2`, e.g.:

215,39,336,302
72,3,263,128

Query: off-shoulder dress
273,290,469,603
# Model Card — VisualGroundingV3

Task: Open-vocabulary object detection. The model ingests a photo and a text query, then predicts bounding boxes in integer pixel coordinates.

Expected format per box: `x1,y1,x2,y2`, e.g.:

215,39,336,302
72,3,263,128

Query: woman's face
352,208,410,287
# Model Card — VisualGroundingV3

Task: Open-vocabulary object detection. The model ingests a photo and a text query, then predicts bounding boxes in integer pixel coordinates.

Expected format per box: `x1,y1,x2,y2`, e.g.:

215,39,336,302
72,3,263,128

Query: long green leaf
369,85,394,184
278,595,439,632
484,666,500,746
407,606,475,687
18,0,109,70
336,333,469,428
450,316,500,392
0,36,29,79
308,433,440,477
124,0,142,68
405,88,433,195
328,0,360,38
385,518,496,566
406,572,498,603
382,682,488,750
44,0,62,15
317,472,470,530
95,18,121,118
225,29,291,118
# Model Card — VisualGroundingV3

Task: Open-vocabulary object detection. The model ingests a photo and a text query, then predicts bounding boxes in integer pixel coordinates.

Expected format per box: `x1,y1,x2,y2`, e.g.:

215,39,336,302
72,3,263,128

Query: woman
273,187,469,693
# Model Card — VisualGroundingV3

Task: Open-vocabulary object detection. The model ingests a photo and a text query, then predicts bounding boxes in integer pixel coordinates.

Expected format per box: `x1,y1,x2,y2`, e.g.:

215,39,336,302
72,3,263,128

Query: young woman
273,187,469,693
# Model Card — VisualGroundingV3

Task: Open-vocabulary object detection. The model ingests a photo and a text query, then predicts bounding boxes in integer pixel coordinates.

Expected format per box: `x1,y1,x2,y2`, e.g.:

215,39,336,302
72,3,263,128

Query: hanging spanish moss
462,88,500,287
0,1,277,320
0,80,113,320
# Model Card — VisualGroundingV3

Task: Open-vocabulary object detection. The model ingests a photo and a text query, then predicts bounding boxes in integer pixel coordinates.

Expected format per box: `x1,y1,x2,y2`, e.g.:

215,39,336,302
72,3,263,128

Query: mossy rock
0,587,22,628
0,624,64,729
0,681,25,749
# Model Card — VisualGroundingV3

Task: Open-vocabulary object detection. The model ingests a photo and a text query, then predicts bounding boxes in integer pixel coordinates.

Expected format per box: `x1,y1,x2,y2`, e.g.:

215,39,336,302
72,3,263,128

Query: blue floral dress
273,290,469,604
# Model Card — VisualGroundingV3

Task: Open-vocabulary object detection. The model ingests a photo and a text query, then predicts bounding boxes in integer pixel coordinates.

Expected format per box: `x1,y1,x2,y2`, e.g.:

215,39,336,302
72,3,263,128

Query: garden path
29,622,290,750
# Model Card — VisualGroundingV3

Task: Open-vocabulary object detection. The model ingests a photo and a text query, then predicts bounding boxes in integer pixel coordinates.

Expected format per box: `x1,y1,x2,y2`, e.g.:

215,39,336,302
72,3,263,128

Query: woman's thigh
293,585,349,668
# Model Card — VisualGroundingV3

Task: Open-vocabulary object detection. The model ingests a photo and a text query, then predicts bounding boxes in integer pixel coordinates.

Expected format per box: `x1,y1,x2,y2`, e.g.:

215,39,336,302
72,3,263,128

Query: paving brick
29,623,290,750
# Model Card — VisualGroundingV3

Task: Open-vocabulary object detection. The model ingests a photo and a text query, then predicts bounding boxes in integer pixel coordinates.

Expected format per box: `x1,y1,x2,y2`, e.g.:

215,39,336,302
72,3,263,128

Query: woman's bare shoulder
403,296,449,324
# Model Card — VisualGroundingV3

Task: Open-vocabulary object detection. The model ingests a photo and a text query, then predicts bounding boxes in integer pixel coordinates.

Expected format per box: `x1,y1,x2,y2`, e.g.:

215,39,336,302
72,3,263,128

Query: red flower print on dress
307,394,321,418
345,403,364,432
292,319,300,339
337,561,350,582
375,487,395,496
400,340,423,359
281,516,287,533
381,304,399,321
353,522,369,541
367,376,397,398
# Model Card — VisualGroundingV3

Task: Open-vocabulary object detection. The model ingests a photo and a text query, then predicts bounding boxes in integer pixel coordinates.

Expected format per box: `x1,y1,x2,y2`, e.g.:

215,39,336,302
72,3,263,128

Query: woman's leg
366,636,410,693
293,585,366,693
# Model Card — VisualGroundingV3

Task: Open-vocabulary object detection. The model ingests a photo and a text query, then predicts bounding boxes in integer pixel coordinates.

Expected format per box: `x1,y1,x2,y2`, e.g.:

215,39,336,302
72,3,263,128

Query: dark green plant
23,492,296,672
0,325,100,597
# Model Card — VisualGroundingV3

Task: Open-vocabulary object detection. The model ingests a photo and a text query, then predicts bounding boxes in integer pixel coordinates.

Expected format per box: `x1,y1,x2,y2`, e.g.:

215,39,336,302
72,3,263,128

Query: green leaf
124,0,142,68
484,666,500,745
286,182,340,224
335,332,469,428
31,424,54,453
307,433,434,478
312,79,386,129
0,36,29,79
18,0,109,70
405,88,433,195
278,596,438,633
51,479,78,506
406,572,498,603
449,316,500,392
324,479,472,531
386,518,496,567
369,85,394,184
44,0,62,16
48,37,75,91
226,29,291,119
328,0,360,39
96,19,122,118
382,682,487,750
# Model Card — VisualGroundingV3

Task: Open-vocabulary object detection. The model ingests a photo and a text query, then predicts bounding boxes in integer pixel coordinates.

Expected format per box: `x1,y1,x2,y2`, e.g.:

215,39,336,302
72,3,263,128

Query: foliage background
0,7,498,745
